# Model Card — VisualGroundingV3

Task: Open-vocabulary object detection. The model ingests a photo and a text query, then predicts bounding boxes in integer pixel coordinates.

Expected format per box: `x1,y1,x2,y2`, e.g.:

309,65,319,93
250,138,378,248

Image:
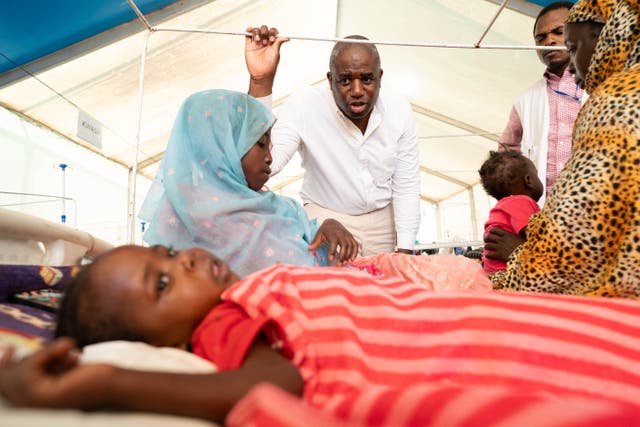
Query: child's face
242,130,272,191
93,245,240,348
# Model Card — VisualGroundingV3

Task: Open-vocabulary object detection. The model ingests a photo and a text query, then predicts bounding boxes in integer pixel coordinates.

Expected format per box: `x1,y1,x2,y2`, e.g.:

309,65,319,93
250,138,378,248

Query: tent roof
0,0,564,206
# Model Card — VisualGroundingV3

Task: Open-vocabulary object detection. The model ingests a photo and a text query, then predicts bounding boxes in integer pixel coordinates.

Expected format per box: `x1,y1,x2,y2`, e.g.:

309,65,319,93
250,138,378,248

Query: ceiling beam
444,183,481,202
420,165,470,189
410,103,499,142
420,194,437,204
138,151,165,170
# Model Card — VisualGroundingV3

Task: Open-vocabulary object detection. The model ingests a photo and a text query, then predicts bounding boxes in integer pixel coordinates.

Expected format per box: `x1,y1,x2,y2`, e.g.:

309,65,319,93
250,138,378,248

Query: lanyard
547,81,581,102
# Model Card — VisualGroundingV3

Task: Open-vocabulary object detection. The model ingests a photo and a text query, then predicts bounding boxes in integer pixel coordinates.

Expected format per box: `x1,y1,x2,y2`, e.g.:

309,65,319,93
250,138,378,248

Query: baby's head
479,150,544,201
56,245,240,349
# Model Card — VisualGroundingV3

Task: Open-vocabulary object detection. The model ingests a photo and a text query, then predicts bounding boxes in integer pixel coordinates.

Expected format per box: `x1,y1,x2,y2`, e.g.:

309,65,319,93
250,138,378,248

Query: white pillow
1,341,220,426
81,341,217,373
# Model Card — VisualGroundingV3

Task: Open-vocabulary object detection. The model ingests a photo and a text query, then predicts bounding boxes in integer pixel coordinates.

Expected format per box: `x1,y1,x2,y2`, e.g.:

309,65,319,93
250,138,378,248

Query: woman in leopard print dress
492,0,640,297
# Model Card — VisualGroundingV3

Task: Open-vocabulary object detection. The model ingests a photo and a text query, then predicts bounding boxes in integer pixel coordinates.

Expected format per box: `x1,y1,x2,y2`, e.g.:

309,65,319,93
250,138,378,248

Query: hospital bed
2,207,640,426
0,207,218,426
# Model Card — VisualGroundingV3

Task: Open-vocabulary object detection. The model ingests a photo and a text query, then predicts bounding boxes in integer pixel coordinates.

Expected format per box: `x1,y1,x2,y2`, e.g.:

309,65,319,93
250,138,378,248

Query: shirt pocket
368,146,396,186
521,138,536,160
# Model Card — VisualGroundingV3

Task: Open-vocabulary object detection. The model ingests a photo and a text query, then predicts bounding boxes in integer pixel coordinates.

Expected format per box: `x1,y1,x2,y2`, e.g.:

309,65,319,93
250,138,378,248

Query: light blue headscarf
139,89,328,276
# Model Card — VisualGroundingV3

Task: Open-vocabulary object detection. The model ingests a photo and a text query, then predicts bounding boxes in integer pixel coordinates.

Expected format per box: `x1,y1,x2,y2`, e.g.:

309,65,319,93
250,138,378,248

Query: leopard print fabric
492,0,640,297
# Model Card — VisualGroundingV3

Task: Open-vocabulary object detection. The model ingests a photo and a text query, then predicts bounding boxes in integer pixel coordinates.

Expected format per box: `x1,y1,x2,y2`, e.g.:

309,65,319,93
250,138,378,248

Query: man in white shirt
245,26,420,256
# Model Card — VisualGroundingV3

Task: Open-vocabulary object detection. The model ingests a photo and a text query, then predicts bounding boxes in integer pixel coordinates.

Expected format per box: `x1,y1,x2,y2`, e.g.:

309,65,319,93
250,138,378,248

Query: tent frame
123,0,557,243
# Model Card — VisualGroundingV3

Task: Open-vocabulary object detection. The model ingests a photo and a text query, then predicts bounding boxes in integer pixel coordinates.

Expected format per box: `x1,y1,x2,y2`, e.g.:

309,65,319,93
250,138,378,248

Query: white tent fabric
0,0,555,245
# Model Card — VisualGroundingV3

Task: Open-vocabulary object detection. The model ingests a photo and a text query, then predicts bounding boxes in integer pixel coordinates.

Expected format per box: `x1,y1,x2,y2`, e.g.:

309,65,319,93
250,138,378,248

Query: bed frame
0,208,220,426
0,208,112,265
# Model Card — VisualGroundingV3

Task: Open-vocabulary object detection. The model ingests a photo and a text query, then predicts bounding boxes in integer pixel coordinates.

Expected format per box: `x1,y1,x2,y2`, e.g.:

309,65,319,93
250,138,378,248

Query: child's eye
158,274,170,293
167,246,177,258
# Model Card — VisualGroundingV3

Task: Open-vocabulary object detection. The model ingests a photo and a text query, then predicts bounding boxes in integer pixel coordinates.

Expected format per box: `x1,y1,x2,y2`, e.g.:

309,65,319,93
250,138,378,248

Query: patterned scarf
566,0,640,93
140,90,328,277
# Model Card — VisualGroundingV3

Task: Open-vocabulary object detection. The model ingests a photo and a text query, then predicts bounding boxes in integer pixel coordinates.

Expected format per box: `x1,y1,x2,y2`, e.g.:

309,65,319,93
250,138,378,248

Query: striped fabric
203,264,640,425
227,382,640,427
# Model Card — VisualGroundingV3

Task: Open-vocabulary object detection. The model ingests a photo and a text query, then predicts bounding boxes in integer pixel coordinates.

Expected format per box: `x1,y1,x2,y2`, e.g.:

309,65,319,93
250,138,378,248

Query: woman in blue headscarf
139,89,359,277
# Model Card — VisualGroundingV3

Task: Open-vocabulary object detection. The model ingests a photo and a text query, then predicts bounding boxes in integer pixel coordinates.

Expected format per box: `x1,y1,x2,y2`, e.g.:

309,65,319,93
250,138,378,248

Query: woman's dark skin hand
308,219,360,264
484,227,525,262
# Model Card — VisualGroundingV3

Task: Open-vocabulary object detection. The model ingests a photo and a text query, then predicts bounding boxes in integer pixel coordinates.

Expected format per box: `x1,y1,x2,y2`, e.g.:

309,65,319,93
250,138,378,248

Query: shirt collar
543,67,583,98
543,67,573,83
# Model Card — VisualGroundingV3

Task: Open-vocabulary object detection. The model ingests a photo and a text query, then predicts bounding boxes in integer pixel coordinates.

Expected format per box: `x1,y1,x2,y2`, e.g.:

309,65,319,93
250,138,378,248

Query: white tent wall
0,105,151,245
0,0,555,247
434,184,494,242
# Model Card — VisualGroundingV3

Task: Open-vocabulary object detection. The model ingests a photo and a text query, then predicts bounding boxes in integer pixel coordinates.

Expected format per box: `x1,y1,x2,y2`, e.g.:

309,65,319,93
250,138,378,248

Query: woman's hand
483,227,524,262
308,219,360,265
0,338,114,409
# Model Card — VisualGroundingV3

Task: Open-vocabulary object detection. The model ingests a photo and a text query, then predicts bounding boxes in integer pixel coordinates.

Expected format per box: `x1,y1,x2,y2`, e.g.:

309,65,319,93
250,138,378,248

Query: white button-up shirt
264,84,421,249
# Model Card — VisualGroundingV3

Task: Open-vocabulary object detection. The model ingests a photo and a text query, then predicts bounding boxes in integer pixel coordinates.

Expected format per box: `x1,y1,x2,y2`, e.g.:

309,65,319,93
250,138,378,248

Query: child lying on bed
2,244,640,426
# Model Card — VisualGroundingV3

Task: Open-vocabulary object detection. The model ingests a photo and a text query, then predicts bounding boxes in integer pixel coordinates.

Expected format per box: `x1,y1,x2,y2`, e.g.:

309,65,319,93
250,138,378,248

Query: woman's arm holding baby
483,227,525,262
0,337,302,422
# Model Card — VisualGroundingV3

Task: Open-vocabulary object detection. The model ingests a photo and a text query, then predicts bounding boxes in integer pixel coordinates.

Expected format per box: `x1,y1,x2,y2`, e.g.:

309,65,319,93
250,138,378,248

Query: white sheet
1,341,220,426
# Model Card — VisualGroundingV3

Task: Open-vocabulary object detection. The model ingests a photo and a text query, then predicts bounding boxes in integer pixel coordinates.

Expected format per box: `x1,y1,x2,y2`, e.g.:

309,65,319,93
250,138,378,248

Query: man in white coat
499,1,585,204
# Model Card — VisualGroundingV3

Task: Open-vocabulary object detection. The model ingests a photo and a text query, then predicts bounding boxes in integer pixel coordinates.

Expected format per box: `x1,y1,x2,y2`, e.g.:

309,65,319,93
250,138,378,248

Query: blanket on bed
193,264,640,426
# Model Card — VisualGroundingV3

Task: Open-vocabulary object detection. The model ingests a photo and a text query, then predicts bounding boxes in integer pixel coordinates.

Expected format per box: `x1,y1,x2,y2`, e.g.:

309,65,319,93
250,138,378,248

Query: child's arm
0,337,302,422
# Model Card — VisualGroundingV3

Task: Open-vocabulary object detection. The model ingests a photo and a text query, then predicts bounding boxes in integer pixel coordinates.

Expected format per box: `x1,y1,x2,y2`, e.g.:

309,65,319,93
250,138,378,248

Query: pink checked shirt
500,68,583,193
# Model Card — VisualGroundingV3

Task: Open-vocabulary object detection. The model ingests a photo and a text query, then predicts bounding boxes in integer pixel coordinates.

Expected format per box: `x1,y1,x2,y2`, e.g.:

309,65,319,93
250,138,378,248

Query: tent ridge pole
127,30,151,244
127,0,153,30
474,0,510,48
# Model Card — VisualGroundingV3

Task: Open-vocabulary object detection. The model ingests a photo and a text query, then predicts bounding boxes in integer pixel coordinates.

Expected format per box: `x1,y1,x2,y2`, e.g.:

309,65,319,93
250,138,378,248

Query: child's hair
478,150,531,200
55,255,145,348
